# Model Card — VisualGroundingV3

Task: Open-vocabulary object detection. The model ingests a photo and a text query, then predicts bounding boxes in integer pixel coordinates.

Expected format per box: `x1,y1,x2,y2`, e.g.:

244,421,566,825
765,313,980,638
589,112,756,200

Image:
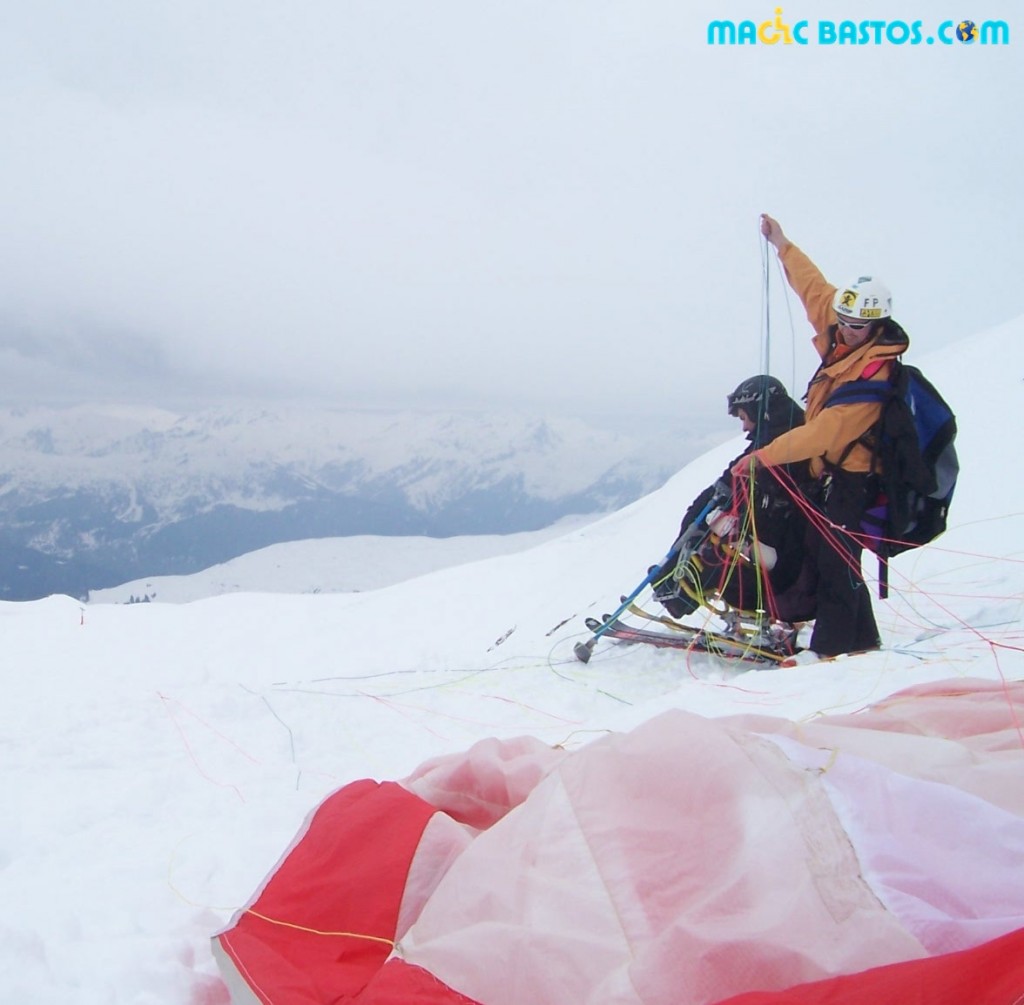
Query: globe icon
956,20,978,42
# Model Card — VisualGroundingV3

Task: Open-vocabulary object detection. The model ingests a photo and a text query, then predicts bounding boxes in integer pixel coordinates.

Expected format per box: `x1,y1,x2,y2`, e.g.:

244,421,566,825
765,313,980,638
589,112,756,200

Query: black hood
748,395,805,449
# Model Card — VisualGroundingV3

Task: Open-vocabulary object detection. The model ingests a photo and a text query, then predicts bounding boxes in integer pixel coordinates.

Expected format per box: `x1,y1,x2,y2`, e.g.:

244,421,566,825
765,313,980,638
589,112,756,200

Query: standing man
732,214,909,662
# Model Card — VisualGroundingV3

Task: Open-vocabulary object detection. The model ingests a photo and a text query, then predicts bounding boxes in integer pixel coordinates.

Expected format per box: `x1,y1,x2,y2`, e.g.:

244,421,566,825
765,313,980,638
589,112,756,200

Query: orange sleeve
756,400,882,472
780,243,838,341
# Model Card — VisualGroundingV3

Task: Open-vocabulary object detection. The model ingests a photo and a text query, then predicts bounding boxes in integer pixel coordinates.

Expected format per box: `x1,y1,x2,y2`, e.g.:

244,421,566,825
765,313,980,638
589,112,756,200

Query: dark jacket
655,385,815,624
674,392,808,571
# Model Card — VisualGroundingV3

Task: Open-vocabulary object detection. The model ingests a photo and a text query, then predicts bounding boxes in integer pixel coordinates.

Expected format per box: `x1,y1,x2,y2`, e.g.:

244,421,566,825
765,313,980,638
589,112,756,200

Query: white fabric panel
820,751,1024,954
399,711,923,1005
403,733,568,829
395,811,475,943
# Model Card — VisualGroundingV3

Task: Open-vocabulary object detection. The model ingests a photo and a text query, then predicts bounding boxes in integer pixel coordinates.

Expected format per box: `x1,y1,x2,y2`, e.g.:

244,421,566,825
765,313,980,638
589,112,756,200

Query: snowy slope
86,515,597,603
0,319,1021,1005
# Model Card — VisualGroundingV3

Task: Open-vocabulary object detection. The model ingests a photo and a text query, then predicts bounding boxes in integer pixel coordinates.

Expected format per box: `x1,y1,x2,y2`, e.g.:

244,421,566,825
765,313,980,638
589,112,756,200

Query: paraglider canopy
214,679,1024,1005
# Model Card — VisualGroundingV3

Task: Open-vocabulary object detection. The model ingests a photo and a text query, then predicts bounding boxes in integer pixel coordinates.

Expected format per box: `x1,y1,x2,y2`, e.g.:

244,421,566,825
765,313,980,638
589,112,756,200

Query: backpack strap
821,361,900,471
821,377,891,409
821,368,898,593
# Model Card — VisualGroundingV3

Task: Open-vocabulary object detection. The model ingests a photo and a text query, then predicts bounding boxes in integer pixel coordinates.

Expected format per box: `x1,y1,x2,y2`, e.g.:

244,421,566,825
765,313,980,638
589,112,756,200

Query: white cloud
0,2,1020,417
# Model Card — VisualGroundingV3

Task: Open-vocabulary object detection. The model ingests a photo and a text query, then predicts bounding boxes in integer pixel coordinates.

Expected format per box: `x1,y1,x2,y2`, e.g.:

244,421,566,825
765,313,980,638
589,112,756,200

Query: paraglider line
243,909,396,947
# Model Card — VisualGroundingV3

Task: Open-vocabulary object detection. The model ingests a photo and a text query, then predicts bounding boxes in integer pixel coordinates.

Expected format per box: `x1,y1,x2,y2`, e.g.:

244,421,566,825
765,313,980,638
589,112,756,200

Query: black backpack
823,360,959,561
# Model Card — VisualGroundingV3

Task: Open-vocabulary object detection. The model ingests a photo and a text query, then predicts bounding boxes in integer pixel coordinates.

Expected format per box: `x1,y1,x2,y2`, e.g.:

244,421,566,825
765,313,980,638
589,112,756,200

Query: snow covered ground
1,319,1022,1004
87,515,597,604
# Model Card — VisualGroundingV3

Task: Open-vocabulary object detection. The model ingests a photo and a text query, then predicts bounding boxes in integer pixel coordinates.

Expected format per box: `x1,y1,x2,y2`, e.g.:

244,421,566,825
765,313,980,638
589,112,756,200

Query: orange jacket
757,243,909,478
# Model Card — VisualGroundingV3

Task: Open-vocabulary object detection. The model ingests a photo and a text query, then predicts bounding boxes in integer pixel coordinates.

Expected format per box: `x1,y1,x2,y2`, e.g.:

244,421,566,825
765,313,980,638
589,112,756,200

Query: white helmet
832,276,892,321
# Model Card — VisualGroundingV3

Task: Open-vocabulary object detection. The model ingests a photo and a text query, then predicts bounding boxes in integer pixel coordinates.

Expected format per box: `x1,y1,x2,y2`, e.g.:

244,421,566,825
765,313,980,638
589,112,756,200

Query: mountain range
0,401,725,601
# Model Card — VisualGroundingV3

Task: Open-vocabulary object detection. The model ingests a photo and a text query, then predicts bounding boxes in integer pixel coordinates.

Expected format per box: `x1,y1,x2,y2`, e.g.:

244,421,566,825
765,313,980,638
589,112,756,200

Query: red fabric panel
215,780,437,1005
859,359,886,380
356,960,482,1004
712,925,1024,1005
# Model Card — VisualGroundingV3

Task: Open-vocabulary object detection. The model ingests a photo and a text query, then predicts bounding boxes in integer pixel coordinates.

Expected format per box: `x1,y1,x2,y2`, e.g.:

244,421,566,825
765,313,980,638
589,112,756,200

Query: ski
580,614,790,665
623,598,800,653
624,601,799,645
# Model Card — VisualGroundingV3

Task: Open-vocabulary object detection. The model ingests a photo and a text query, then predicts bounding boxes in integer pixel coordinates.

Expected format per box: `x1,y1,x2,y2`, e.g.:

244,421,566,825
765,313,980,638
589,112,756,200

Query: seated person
652,375,816,624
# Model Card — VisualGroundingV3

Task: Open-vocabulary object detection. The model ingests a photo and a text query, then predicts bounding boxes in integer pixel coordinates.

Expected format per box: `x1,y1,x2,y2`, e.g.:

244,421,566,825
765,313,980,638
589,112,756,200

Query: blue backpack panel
823,361,958,557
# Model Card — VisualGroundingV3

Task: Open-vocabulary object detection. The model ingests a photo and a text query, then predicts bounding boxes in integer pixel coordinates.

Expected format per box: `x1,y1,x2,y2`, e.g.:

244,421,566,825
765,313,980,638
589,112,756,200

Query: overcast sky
1,1,1020,423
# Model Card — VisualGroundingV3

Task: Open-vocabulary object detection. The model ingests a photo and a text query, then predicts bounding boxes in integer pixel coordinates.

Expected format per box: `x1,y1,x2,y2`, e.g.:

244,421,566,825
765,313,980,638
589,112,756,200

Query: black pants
808,470,881,657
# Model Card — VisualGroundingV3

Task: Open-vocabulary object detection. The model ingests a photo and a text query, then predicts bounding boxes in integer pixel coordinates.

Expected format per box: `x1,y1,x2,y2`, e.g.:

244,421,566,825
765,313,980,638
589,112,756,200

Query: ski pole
573,566,660,663
574,496,723,664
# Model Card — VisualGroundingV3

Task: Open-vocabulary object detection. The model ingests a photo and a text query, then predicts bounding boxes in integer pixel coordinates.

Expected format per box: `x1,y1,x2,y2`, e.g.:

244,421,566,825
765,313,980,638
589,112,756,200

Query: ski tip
573,641,593,664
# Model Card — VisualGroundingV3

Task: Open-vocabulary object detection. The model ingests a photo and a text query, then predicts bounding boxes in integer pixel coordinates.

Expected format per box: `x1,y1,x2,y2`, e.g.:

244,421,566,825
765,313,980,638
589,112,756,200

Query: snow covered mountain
0,402,723,601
